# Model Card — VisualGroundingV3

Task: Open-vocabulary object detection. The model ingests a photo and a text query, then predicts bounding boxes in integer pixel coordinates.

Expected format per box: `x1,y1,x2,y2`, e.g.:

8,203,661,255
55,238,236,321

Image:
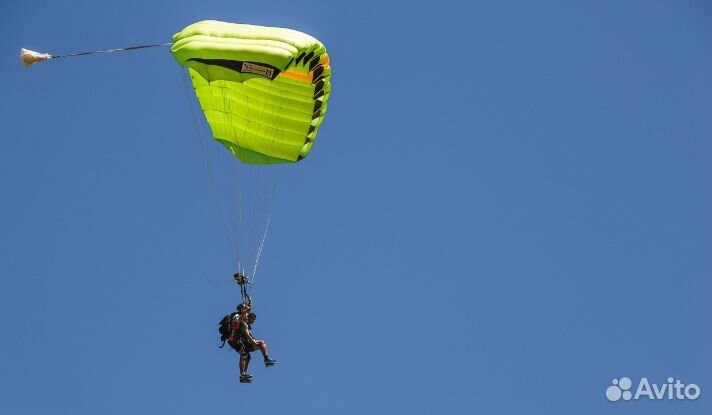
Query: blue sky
1,0,711,413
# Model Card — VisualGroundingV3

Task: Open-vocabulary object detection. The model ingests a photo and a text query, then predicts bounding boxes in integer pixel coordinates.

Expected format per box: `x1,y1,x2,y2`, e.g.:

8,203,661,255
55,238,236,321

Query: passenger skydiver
235,312,278,383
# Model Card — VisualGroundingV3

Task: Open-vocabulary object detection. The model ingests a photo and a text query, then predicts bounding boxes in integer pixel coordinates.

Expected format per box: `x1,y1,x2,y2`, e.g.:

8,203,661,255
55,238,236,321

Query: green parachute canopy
171,20,331,164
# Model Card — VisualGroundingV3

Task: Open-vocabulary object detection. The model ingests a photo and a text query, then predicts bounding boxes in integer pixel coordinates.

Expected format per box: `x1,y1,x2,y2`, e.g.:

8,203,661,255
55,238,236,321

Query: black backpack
218,312,239,347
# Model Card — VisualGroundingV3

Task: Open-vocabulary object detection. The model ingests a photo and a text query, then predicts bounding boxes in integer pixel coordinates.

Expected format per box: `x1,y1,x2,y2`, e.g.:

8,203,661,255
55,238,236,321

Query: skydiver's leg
239,342,252,374
240,356,248,375
254,340,277,366
239,351,253,383
254,340,269,359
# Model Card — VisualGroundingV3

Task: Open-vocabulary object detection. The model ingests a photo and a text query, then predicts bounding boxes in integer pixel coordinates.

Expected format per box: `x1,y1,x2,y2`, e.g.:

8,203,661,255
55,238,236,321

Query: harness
218,272,253,348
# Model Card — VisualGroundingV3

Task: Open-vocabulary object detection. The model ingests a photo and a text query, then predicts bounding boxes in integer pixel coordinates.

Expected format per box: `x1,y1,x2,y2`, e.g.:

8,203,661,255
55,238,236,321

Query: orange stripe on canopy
278,53,330,84
279,69,312,83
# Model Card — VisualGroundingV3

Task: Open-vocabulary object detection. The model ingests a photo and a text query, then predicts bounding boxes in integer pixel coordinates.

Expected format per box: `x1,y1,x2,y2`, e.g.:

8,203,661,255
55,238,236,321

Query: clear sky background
1,1,711,414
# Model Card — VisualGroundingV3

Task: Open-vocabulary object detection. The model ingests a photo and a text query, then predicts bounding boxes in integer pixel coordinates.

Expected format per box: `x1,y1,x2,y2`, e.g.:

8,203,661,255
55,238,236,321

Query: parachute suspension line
221,81,246,273
208,64,251,273
244,82,257,279
250,171,281,286
178,68,239,262
234,272,251,305
249,166,260,282
254,83,277,278
251,213,271,283
245,74,285,288
234,145,244,273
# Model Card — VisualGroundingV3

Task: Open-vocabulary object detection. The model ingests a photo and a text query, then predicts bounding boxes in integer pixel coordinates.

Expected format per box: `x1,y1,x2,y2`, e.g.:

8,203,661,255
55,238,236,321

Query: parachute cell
171,20,331,164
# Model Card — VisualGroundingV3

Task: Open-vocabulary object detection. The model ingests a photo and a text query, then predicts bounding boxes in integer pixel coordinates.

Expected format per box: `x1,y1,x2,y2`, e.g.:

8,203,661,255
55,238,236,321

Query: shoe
239,374,253,383
264,358,278,367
